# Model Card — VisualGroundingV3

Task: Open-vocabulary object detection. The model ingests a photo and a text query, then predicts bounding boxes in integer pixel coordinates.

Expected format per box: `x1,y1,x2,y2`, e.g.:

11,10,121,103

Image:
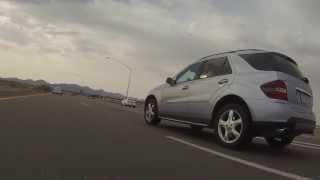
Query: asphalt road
0,94,319,180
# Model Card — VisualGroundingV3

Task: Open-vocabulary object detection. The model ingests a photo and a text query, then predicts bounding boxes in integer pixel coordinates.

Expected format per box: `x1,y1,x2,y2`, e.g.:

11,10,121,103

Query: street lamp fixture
106,57,132,99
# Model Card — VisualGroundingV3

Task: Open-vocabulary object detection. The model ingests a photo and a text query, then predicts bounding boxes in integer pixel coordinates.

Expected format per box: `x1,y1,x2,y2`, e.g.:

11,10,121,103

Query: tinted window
199,57,232,78
176,63,201,84
240,53,304,80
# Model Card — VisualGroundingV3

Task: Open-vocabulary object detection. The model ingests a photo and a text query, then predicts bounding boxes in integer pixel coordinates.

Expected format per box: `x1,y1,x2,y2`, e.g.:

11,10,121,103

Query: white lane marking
0,93,49,101
80,102,90,107
300,135,320,140
292,141,320,148
291,143,320,151
166,136,311,180
256,137,320,150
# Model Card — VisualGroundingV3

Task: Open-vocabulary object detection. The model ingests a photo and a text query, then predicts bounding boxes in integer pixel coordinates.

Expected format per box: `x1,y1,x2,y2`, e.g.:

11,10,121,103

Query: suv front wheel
144,98,161,125
214,103,253,149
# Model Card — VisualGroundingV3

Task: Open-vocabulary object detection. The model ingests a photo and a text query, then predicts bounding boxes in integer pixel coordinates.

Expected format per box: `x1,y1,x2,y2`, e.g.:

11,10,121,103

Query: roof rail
199,49,265,61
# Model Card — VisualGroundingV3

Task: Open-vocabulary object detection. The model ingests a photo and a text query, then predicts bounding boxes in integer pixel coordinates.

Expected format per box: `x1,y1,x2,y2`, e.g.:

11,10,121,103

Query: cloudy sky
0,0,319,120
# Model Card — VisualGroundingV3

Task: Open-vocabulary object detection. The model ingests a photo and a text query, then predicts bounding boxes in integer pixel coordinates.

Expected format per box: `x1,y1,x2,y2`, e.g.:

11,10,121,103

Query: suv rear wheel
144,98,161,125
214,103,252,148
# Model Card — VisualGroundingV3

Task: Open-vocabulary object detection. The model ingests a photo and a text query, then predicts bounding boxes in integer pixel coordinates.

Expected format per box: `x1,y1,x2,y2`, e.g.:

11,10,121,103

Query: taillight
261,80,288,101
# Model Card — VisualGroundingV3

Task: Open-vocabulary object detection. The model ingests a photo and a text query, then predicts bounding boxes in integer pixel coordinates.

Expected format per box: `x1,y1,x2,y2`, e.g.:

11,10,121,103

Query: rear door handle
182,85,189,90
218,79,229,85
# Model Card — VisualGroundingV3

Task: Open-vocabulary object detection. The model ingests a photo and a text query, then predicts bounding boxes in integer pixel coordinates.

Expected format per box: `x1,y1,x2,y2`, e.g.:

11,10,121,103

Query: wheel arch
209,94,252,128
145,95,157,109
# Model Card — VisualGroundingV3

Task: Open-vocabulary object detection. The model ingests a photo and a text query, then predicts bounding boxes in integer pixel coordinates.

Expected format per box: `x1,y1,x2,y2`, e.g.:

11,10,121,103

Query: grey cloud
11,0,94,4
7,0,320,68
0,25,30,46
294,1,320,24
112,0,131,5
45,30,79,36
74,37,111,56
0,42,14,50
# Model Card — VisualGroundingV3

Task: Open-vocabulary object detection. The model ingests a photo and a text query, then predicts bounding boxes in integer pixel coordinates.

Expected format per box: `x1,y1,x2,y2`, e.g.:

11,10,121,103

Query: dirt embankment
0,80,49,98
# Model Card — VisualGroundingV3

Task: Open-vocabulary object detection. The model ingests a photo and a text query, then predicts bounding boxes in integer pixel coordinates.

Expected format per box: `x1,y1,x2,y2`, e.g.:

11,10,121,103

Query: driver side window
176,63,201,84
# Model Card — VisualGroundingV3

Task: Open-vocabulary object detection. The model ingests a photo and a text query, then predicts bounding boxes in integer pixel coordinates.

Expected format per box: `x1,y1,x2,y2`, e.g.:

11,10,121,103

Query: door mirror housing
166,77,176,86
302,77,309,84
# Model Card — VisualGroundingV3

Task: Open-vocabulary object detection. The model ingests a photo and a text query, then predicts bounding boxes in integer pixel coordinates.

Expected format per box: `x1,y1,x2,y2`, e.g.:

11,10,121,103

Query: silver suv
144,49,316,148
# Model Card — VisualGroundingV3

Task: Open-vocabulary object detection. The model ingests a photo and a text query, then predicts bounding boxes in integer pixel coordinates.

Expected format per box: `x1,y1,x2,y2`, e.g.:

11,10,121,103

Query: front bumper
253,118,316,137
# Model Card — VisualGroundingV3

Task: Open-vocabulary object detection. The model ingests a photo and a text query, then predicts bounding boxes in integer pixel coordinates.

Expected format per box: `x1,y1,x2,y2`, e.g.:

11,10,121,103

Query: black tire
214,103,253,149
190,125,204,132
265,136,294,148
144,98,161,125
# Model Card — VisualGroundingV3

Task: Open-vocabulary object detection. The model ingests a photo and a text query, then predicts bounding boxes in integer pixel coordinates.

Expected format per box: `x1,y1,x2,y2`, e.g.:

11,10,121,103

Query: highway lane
0,95,319,180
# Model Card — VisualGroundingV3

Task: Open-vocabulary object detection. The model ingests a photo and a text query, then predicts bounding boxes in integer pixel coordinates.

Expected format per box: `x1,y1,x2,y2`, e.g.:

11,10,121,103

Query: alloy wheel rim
217,109,243,144
145,102,155,122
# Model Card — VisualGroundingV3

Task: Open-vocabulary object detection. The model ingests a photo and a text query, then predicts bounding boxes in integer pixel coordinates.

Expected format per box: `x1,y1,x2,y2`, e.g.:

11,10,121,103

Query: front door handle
218,79,229,85
182,85,189,90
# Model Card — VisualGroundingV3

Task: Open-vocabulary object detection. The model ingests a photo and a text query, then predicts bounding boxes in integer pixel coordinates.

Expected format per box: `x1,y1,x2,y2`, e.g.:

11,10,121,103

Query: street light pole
106,57,132,99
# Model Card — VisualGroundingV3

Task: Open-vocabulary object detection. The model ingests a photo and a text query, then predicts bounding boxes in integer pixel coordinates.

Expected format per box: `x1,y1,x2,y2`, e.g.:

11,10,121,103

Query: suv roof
199,49,266,62
198,49,297,65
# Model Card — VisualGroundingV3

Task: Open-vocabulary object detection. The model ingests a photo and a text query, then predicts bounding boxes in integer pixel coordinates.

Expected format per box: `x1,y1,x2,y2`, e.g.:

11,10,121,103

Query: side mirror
302,77,309,84
166,77,176,86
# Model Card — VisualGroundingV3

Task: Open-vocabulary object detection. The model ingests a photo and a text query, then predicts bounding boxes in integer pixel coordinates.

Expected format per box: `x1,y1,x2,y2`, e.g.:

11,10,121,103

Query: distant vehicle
52,87,63,95
145,49,316,149
121,98,137,108
88,94,102,99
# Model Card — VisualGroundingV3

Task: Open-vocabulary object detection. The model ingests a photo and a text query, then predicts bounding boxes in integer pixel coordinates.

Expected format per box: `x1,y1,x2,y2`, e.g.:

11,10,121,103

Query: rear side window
240,53,304,80
199,57,232,78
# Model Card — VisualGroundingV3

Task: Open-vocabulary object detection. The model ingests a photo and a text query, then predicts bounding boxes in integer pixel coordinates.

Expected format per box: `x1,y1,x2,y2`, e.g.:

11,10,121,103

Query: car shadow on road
157,122,313,160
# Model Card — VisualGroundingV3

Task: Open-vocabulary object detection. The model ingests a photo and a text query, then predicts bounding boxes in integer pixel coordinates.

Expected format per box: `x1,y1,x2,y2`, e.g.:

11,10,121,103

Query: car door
159,62,202,120
184,56,233,124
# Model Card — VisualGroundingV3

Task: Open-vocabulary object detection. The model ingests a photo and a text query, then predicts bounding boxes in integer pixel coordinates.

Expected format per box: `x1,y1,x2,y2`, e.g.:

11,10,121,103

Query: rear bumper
245,98,316,136
253,118,316,137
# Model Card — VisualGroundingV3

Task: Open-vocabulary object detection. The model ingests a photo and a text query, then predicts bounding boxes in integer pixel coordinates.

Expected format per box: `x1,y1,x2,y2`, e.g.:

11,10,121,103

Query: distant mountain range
0,77,127,99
